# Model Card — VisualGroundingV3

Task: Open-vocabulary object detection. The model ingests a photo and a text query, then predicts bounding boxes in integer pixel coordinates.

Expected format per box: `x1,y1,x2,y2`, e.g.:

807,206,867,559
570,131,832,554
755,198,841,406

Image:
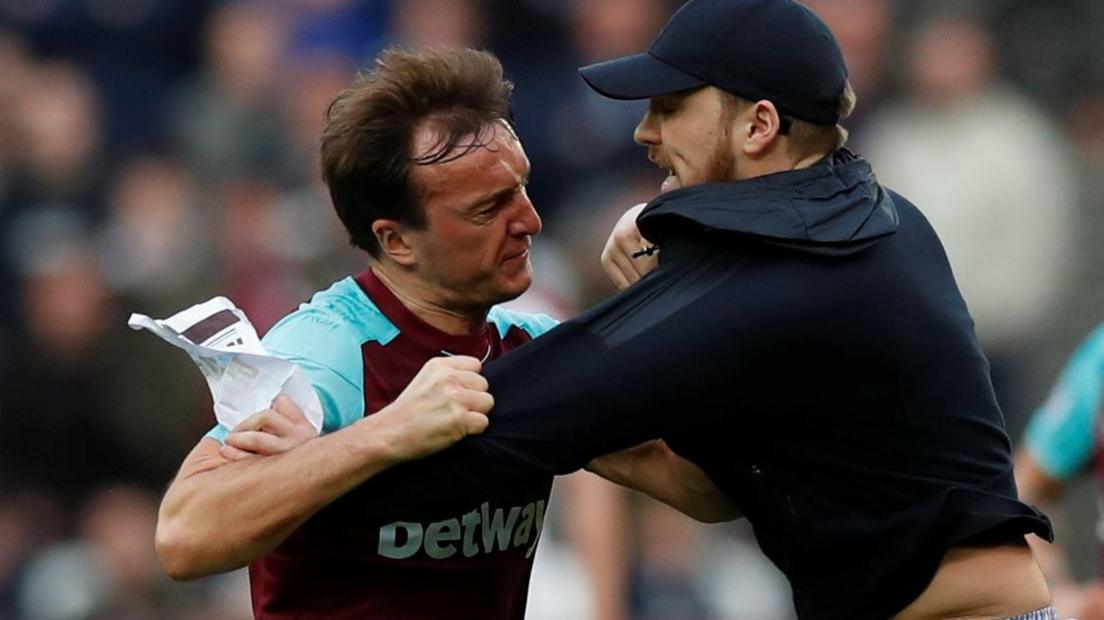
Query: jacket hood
637,149,898,256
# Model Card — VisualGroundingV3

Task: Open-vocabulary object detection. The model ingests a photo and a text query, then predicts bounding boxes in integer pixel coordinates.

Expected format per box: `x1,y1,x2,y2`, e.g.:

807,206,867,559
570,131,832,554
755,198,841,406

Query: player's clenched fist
375,355,494,462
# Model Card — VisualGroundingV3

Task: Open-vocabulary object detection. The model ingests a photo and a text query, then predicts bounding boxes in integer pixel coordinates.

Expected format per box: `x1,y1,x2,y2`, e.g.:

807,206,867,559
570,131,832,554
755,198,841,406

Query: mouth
649,152,679,194
503,243,531,264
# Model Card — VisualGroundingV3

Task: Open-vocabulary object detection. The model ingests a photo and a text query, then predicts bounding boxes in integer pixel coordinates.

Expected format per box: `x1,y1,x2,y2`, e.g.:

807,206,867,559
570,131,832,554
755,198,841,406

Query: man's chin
477,270,533,308
499,272,534,303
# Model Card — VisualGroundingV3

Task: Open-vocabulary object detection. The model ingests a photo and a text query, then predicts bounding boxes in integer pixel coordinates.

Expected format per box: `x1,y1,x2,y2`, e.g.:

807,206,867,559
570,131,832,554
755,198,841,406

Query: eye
652,97,680,116
474,199,506,221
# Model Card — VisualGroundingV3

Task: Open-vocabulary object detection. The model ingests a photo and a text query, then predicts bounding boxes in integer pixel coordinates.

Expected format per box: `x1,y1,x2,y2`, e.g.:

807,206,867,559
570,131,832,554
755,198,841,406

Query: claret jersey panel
244,270,556,619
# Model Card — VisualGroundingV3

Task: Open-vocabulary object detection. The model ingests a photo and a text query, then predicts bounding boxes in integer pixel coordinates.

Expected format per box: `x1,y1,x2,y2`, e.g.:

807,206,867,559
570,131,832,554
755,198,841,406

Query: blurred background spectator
861,8,1077,426
0,1,1101,618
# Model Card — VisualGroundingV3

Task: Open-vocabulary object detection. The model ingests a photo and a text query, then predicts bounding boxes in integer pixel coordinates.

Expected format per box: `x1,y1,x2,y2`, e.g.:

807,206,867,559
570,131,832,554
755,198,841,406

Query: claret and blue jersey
1025,324,1104,485
208,269,557,620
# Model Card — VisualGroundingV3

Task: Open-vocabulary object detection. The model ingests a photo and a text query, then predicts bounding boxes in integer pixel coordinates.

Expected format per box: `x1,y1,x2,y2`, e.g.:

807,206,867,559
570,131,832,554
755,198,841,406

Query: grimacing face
633,86,738,194
403,121,541,311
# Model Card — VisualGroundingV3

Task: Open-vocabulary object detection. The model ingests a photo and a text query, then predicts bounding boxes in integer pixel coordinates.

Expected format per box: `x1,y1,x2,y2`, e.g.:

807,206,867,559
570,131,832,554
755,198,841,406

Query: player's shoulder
487,306,559,340
1078,323,1104,356
1022,322,1104,479
1058,322,1104,385
263,276,400,363
1056,323,1104,377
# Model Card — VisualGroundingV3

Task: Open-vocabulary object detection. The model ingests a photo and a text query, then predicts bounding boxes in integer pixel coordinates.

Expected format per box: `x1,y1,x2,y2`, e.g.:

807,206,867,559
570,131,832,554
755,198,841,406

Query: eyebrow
654,94,680,105
466,169,531,211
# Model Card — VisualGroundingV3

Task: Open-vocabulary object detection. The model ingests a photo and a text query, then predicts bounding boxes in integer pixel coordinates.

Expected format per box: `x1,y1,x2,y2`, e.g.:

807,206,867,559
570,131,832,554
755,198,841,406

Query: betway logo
378,499,546,561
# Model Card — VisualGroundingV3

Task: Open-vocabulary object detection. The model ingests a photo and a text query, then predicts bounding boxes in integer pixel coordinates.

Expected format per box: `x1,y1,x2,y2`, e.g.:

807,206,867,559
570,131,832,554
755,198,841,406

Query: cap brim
579,52,706,100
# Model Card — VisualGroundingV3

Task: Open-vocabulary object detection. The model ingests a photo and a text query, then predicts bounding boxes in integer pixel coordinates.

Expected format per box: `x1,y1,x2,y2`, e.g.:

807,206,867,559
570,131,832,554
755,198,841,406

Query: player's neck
370,265,489,336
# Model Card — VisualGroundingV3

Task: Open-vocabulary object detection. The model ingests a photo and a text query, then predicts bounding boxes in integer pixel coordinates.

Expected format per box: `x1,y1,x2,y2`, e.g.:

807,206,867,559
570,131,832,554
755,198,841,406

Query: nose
633,108,660,147
508,189,542,237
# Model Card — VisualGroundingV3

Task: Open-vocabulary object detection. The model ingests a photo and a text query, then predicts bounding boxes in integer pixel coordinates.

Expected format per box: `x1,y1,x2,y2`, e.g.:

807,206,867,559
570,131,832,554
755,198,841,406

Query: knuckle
468,414,489,433
443,355,467,368
457,355,480,369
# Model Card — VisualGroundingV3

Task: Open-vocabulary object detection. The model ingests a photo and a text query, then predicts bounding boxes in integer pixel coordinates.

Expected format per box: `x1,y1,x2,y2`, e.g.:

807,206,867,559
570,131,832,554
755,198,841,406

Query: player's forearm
588,441,741,523
156,414,404,579
1013,450,1072,586
562,473,629,620
658,465,742,524
158,355,493,579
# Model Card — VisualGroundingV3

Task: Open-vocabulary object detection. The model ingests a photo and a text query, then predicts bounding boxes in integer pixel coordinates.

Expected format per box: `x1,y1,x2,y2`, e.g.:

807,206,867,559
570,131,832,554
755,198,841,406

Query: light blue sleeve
1024,325,1104,480
204,308,367,443
488,306,560,340
206,423,231,444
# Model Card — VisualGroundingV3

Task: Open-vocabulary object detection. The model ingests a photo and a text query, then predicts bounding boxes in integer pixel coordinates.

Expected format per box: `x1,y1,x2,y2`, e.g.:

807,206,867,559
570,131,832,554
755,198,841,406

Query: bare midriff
893,539,1051,620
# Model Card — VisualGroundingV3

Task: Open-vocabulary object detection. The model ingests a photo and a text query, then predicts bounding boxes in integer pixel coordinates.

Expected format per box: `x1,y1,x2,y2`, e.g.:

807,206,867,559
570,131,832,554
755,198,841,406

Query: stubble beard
705,118,738,184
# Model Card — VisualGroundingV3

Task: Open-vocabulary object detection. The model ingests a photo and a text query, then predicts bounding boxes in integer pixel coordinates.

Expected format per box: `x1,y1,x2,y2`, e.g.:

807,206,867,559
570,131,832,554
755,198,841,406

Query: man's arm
471,247,757,474
594,204,743,523
587,440,740,523
1014,448,1070,582
156,356,491,579
1014,448,1104,619
1013,325,1104,618
559,473,630,620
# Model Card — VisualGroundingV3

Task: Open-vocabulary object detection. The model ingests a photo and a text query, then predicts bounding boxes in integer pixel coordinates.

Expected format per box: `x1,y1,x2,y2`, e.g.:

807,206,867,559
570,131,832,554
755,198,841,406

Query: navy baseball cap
579,0,848,126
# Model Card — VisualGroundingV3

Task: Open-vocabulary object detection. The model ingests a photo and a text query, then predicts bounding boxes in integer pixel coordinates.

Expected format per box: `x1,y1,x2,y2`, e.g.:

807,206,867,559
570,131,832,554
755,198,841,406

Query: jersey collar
354,268,497,360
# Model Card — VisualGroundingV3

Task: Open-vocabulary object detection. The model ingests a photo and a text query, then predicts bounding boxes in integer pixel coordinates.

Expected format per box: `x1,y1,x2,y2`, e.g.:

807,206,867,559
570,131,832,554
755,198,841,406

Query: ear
742,100,783,156
371,219,417,267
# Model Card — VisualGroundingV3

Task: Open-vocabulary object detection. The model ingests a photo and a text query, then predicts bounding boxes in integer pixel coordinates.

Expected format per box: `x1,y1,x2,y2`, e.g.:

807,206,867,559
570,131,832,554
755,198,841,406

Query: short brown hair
320,47,514,257
786,81,857,157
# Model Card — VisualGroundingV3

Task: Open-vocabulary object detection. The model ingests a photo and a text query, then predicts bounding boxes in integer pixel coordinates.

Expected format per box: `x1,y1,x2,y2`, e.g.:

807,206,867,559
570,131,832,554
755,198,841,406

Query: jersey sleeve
204,308,367,443
1023,325,1104,480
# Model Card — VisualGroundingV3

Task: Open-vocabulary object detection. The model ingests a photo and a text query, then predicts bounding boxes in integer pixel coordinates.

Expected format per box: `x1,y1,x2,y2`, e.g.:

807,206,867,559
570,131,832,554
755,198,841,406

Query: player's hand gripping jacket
465,149,1053,620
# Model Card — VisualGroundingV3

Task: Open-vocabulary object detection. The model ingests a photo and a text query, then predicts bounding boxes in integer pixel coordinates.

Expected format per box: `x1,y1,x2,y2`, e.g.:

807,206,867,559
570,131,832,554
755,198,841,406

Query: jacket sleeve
466,259,746,475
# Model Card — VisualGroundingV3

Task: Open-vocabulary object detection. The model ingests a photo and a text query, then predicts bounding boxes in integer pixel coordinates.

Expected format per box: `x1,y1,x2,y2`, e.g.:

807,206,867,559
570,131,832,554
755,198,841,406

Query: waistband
1005,605,1058,620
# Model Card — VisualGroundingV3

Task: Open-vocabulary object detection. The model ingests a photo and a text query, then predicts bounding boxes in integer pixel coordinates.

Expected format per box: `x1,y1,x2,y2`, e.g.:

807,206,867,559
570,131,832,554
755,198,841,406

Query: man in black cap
461,0,1059,618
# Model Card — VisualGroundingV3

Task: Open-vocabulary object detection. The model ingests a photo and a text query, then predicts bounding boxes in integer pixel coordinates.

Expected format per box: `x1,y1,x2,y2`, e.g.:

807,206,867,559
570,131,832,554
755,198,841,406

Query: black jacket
470,150,1052,619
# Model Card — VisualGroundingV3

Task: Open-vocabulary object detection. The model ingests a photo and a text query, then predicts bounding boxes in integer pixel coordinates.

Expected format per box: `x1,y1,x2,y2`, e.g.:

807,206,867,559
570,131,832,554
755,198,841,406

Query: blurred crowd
0,1,1103,619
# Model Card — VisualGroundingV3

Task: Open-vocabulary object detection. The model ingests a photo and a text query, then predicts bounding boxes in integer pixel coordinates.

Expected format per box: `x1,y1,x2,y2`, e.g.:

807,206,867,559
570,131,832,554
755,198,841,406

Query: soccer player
1015,325,1104,619
155,47,730,619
